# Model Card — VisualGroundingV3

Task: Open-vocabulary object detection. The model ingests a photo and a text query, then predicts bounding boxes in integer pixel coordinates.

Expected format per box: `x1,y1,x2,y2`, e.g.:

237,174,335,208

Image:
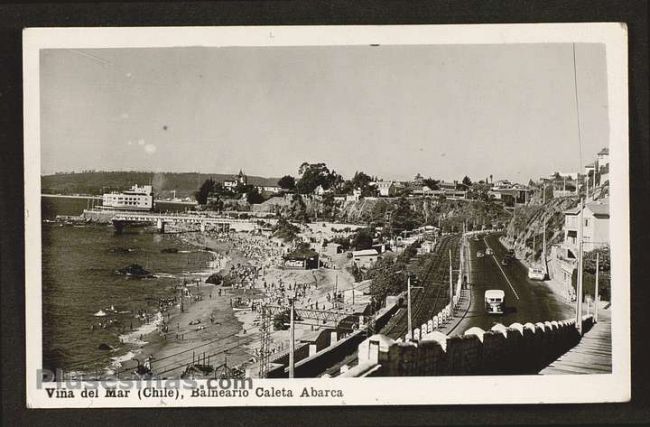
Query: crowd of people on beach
101,226,361,378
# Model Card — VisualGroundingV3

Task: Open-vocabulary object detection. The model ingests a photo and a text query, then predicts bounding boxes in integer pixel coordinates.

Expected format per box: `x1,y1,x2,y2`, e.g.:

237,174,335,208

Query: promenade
539,303,612,375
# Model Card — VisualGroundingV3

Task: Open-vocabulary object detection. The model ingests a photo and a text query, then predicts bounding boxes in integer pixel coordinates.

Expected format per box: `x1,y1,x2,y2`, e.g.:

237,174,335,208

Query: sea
41,197,214,375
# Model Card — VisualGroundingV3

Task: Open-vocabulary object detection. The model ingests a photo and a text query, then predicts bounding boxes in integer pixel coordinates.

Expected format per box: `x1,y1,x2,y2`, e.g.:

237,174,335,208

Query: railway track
321,234,463,377
381,234,461,340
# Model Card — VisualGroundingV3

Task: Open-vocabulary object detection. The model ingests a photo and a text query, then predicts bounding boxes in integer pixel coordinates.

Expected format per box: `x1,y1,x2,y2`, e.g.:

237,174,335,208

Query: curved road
454,233,575,333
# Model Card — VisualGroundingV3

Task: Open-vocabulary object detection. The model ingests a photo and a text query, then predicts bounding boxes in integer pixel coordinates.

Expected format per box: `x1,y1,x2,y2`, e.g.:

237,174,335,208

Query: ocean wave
118,311,163,346
106,350,142,375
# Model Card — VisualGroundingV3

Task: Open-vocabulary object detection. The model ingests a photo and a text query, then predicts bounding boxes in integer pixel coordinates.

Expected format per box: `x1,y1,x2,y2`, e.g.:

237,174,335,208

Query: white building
102,184,153,211
563,200,610,254
346,188,362,202
597,147,610,168
224,169,248,189
376,181,397,197
258,185,281,194
352,249,379,268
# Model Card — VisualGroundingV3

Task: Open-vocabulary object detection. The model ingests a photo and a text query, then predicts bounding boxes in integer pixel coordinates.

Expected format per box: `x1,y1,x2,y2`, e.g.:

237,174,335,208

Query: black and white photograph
22,24,630,407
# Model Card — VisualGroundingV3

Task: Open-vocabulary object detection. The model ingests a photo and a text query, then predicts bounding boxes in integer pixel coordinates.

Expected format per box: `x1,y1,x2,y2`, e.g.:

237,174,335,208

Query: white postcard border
24,23,630,408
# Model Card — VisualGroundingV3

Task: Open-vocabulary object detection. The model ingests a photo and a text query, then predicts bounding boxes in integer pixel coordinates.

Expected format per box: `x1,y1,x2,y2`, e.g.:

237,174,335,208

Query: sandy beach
111,227,364,379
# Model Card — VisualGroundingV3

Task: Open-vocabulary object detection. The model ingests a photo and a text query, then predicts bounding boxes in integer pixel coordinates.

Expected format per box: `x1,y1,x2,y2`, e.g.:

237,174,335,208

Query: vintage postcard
23,23,630,407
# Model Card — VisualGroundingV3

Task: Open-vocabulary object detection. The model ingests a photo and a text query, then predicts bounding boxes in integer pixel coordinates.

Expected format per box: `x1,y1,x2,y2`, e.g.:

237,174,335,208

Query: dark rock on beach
116,264,154,278
205,273,223,285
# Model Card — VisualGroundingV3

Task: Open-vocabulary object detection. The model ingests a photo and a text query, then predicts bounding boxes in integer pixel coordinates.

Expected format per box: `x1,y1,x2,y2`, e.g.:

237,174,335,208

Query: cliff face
306,197,510,232
503,182,609,264
503,197,579,264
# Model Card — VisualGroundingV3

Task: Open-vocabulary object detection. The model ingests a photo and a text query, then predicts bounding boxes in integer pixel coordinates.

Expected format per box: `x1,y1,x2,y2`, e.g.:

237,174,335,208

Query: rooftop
352,249,379,257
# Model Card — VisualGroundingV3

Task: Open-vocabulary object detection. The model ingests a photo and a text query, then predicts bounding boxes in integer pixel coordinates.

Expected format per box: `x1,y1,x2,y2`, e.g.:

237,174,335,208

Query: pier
110,212,272,233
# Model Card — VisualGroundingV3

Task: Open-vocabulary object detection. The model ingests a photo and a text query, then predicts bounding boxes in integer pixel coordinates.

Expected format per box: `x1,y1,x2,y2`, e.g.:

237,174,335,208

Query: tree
277,175,296,191
296,162,339,194
339,180,355,195
194,178,215,205
390,196,420,233
321,192,337,219
289,193,308,222
351,229,374,251
351,171,373,189
462,176,473,187
422,178,439,190
361,185,379,197
246,187,265,204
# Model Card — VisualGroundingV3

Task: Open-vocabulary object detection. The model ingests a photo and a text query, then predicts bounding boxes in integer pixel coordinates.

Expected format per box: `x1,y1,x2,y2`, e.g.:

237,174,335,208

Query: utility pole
542,216,547,273
533,231,536,257
334,274,338,309
406,274,423,340
449,249,453,306
289,297,295,378
576,197,585,335
407,275,412,337
595,252,600,323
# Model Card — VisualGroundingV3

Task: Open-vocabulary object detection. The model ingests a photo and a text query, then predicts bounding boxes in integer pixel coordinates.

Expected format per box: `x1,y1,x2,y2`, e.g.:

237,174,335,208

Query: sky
40,43,609,183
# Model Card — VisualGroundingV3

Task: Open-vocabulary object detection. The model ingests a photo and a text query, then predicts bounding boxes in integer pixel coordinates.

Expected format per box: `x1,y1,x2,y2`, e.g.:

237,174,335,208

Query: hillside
41,171,281,199
503,182,609,264
337,197,510,232
504,197,580,263
258,195,511,233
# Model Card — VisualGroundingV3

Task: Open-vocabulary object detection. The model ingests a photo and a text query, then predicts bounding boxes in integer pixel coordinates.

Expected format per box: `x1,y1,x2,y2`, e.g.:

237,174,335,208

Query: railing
111,212,261,224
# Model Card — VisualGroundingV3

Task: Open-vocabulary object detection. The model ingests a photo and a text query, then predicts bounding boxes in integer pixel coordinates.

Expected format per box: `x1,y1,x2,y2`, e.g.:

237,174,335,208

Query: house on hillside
346,188,362,202
376,181,397,197
548,199,610,293
584,162,596,178
563,200,609,253
597,147,610,168
314,185,327,196
258,185,281,194
224,169,248,190
431,181,467,200
411,185,434,196
352,249,379,269
488,184,532,206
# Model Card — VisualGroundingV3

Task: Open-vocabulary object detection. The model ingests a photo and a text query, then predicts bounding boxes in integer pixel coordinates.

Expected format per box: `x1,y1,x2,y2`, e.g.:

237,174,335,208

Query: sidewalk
539,305,612,375
436,287,472,336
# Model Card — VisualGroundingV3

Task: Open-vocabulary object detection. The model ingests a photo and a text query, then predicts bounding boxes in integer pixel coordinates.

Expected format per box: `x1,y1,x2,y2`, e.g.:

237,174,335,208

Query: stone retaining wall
344,315,594,377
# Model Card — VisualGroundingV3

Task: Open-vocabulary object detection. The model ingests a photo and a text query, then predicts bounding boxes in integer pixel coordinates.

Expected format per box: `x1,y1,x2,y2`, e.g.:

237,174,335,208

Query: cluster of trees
387,197,422,235
277,163,381,197
295,162,343,194
272,217,301,241
194,177,265,207
571,247,611,301
366,241,421,310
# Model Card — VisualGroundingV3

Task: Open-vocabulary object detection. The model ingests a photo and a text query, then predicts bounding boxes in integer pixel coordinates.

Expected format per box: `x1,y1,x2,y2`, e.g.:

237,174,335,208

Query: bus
484,289,505,314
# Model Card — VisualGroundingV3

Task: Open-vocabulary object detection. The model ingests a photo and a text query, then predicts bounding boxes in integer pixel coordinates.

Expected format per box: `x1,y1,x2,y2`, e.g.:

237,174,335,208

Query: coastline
107,226,366,379
110,231,253,378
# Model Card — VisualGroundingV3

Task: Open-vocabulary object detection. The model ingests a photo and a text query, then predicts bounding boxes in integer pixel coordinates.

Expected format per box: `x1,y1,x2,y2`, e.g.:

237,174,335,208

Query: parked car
528,267,545,281
486,248,493,255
